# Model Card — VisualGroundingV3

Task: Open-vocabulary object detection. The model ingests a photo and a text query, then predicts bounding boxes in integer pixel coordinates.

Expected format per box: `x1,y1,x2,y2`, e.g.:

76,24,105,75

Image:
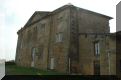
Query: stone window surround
94,41,100,56
55,32,63,42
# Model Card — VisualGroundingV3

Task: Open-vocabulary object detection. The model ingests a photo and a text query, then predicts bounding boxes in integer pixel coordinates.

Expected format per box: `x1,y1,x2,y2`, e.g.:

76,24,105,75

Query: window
56,32,63,42
94,41,100,56
50,58,55,69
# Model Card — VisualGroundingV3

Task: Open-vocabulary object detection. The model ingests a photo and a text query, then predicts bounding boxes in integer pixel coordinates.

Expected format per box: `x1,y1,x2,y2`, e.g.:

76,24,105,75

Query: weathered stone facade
15,4,116,75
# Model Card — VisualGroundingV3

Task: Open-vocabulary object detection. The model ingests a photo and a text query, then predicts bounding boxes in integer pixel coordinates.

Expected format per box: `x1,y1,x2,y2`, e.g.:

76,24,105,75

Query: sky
0,0,120,61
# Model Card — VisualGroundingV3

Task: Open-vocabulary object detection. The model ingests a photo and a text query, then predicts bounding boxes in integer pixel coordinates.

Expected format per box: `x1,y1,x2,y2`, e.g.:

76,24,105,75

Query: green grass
5,64,67,75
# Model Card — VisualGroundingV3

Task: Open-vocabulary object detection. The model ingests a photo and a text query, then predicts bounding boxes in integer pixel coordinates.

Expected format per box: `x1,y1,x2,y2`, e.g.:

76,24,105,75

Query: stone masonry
15,4,116,75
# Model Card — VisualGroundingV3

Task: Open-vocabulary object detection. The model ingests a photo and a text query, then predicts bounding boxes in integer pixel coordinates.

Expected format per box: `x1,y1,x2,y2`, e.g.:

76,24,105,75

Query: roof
74,6,113,19
17,4,113,34
51,4,113,19
24,11,50,27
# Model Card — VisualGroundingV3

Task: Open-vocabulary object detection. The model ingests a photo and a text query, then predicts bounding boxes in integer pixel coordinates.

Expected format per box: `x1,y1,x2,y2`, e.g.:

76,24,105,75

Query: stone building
15,4,116,75
116,31,121,77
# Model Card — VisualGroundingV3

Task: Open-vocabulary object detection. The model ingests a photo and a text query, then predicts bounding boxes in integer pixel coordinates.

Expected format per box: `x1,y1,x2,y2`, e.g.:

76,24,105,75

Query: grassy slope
5,64,67,75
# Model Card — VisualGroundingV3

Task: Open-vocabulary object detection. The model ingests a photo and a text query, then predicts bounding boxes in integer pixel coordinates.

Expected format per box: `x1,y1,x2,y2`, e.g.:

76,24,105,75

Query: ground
5,63,67,75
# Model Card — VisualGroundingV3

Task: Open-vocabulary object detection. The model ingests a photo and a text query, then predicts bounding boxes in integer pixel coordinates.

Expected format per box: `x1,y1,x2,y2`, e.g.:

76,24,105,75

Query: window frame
55,32,63,42
94,41,100,56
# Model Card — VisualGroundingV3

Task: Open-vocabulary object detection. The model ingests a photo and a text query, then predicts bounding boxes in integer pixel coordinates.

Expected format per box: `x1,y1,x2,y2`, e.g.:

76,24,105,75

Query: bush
5,60,15,65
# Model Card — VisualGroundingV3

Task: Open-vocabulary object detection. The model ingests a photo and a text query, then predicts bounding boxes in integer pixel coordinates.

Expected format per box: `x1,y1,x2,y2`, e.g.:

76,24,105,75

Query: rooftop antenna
67,3,73,5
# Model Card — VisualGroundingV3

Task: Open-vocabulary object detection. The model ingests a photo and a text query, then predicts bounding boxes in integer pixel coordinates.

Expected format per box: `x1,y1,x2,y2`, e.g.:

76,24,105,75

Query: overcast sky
0,0,120,61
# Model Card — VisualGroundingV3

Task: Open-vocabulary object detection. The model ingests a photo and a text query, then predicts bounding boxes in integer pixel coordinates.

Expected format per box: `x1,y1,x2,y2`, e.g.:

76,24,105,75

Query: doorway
94,60,100,75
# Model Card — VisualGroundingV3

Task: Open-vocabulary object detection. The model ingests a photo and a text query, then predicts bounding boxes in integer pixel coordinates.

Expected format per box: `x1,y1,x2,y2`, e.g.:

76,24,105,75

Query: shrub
5,60,15,65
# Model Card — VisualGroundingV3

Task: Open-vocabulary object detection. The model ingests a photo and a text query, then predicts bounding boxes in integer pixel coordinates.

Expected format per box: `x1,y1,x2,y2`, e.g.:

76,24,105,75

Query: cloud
0,0,116,60
0,12,5,59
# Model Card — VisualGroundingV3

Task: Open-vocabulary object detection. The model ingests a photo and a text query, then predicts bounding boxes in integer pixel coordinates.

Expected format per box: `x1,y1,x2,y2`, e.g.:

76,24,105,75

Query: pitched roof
18,4,113,34
24,11,50,27
51,4,113,19
25,4,113,27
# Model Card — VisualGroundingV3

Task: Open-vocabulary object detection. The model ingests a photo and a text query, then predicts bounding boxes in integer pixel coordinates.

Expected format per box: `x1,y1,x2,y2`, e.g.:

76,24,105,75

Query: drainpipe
47,16,52,70
108,51,111,75
68,57,71,73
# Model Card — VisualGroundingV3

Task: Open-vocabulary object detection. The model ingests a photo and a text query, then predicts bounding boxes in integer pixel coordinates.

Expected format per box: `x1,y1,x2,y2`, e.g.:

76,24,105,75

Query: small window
55,32,63,42
94,41,100,56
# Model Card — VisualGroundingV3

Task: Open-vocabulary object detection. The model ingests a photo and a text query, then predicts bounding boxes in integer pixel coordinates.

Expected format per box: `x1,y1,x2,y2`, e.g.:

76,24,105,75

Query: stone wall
77,9,110,33
76,7,113,75
116,32,121,77
16,13,51,70
48,8,70,73
108,35,116,75
15,5,115,75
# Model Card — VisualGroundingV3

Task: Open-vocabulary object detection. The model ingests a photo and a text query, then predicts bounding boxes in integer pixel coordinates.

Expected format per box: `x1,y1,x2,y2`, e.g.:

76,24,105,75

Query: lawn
5,63,67,75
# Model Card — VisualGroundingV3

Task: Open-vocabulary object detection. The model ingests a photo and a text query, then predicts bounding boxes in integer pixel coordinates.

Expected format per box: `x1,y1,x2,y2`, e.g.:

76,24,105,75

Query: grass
5,64,67,75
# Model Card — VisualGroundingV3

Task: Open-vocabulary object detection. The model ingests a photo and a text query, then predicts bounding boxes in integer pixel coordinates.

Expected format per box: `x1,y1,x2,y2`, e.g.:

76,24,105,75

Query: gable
24,11,50,27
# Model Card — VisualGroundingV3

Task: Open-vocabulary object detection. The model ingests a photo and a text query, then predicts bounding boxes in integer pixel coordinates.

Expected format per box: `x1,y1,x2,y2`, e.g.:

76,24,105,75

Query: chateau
15,4,116,75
